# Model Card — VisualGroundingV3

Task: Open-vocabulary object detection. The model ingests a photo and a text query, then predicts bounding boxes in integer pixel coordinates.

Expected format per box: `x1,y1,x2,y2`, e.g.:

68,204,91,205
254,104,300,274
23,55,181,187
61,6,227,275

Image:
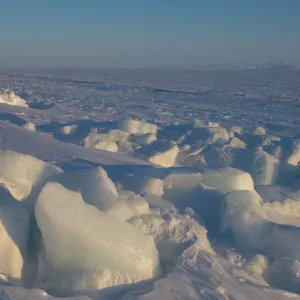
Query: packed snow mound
0,200,29,282
84,132,118,152
135,140,179,167
0,90,28,107
0,150,62,201
202,167,255,194
35,182,160,292
52,167,133,221
117,118,158,135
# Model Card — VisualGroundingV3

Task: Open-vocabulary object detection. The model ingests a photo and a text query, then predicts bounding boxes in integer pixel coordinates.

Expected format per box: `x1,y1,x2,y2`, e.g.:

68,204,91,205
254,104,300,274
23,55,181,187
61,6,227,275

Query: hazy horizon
1,0,300,68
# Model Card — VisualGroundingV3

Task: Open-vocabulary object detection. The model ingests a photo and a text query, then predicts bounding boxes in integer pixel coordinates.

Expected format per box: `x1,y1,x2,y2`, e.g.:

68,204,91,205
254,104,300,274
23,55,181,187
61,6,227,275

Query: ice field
0,68,300,299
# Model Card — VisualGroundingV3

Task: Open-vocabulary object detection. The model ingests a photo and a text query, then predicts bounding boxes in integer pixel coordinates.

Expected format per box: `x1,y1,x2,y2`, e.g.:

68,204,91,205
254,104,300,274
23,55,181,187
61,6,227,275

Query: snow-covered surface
1,68,300,299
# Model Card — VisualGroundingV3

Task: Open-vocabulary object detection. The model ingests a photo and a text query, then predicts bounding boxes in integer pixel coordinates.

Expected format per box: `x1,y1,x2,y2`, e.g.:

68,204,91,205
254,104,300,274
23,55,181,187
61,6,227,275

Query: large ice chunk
22,122,36,132
119,190,150,216
0,150,62,201
0,200,29,282
221,190,262,233
84,133,118,152
117,119,158,135
202,167,255,194
227,137,246,149
122,173,164,197
163,172,202,202
52,167,133,221
0,90,28,107
251,151,279,185
107,129,130,142
135,140,179,167
35,183,160,290
286,141,300,166
230,210,300,261
59,124,78,135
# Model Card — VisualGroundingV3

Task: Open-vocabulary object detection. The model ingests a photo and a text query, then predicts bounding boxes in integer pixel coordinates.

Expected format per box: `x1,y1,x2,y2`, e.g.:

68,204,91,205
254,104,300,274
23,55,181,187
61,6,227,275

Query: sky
0,0,299,68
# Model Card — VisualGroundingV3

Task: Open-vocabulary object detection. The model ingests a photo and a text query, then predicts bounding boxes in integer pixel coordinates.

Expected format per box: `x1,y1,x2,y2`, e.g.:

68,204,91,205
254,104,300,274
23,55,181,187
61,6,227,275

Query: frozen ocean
0,67,300,299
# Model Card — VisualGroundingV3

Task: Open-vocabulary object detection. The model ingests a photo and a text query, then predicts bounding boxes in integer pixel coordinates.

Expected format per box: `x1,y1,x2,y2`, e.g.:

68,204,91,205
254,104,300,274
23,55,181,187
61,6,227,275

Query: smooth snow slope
0,68,300,300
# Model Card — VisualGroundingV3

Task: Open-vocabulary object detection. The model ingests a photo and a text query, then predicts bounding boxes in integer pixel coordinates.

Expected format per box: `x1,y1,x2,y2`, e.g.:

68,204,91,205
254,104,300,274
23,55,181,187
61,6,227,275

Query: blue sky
0,0,299,68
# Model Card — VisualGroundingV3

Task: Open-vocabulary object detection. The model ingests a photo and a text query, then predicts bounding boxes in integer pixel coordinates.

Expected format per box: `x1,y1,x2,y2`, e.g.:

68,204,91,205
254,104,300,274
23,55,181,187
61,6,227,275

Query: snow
1,68,300,299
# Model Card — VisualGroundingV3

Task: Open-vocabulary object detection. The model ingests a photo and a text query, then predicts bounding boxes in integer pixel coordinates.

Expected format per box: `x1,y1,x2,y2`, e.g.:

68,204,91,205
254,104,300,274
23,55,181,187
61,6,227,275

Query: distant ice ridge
0,90,28,107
